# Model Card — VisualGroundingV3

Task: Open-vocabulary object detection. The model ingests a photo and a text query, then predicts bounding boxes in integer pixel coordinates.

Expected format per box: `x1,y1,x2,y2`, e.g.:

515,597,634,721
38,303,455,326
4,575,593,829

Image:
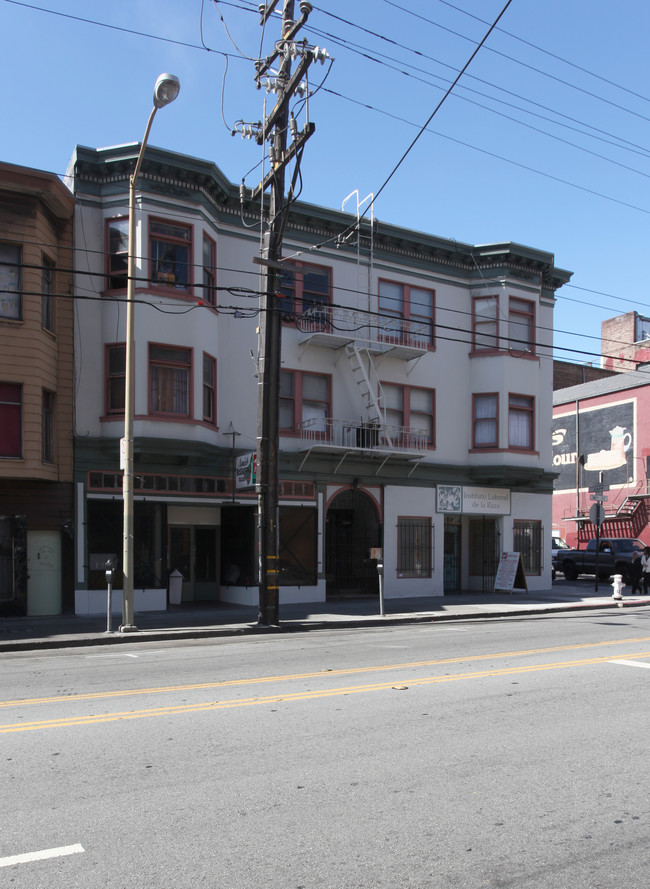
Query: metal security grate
513,520,542,575
397,517,432,577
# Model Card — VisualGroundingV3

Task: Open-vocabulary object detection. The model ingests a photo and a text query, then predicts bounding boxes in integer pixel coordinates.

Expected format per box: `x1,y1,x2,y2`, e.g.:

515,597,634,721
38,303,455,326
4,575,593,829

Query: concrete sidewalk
1,579,648,652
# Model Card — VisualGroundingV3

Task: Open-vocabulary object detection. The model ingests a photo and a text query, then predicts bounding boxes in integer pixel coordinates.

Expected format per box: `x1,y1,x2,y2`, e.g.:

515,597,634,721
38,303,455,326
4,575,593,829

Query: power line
431,0,650,109
357,0,516,217
377,0,650,126
323,87,650,218
1,0,232,55
227,0,650,162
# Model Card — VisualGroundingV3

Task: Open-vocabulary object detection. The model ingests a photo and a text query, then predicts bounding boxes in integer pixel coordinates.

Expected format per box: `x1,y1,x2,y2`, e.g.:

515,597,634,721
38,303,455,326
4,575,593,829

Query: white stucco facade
68,144,570,611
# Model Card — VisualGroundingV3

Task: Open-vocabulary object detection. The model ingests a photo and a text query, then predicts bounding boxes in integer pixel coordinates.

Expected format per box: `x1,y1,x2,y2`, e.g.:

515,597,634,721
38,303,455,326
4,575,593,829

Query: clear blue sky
3,0,650,365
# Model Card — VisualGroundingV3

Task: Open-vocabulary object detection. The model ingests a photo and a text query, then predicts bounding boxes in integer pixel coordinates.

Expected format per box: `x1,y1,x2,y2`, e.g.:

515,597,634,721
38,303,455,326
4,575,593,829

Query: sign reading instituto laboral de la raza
436,485,511,515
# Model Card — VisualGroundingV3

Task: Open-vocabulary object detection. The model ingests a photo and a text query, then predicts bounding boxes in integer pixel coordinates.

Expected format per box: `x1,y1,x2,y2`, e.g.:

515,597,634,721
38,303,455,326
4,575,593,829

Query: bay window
473,393,498,448
202,234,216,306
203,353,216,424
42,257,54,331
150,219,191,291
0,244,22,320
42,389,54,463
105,344,126,414
509,297,535,354
106,218,128,291
508,393,534,450
0,383,22,457
472,295,499,351
149,344,192,416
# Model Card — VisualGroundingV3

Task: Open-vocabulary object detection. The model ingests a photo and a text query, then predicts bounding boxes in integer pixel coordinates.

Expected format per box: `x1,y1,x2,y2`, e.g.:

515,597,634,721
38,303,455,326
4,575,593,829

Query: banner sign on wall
436,485,511,515
236,452,257,490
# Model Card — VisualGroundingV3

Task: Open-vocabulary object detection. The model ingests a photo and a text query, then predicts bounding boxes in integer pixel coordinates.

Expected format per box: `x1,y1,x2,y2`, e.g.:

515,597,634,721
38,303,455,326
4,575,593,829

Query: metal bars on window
513,520,542,575
397,517,432,578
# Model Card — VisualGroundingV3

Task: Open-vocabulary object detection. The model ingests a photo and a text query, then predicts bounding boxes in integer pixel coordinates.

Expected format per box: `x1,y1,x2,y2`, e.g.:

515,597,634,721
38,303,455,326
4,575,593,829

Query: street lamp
120,73,180,632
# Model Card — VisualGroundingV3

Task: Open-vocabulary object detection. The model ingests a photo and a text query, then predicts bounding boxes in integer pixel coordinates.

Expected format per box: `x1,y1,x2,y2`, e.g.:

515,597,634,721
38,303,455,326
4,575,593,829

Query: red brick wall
553,361,618,390
601,312,645,371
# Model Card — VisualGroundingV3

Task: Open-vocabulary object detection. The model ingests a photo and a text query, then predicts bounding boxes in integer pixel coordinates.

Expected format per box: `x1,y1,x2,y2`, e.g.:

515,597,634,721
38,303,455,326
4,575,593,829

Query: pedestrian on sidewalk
629,551,643,595
641,546,650,595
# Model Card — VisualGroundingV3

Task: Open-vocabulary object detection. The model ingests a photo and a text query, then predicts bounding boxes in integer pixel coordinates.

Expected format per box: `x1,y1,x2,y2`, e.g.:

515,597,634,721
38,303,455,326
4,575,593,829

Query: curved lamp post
121,74,180,632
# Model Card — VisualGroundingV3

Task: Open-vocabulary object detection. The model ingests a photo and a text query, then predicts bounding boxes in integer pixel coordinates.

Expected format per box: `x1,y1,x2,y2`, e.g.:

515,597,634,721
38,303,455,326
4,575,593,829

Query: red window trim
148,342,194,418
472,392,499,449
279,260,332,326
280,368,331,435
471,293,500,353
104,216,129,293
202,351,217,426
378,278,435,349
508,391,535,452
148,216,194,295
381,382,436,448
508,296,536,356
104,342,126,416
202,233,217,308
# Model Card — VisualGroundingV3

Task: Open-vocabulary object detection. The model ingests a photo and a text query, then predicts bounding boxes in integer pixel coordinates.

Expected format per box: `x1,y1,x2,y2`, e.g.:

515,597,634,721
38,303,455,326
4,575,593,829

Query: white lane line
610,659,650,669
0,843,84,868
85,653,139,659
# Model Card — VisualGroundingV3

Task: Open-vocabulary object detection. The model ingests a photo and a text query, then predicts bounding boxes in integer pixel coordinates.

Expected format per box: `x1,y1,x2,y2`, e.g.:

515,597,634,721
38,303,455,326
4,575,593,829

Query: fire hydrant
611,574,624,600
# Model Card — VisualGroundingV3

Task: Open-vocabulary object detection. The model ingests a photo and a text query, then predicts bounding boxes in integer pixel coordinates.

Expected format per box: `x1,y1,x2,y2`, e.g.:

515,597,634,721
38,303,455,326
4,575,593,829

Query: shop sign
436,484,511,515
236,452,257,489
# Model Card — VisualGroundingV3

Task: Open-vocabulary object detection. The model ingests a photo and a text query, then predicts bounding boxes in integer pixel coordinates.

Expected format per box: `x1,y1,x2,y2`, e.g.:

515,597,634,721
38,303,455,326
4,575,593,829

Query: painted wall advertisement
552,401,635,492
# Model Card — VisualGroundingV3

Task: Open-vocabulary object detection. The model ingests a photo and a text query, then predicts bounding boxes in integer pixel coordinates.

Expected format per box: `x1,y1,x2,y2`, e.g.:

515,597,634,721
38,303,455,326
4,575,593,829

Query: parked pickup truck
557,538,645,582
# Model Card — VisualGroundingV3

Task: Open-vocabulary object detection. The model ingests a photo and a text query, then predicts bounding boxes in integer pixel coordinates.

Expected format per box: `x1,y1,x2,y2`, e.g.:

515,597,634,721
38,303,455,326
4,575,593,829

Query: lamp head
153,73,180,109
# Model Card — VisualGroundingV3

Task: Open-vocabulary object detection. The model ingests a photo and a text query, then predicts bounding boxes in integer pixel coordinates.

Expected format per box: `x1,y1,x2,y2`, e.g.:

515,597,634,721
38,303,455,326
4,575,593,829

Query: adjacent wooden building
0,162,75,615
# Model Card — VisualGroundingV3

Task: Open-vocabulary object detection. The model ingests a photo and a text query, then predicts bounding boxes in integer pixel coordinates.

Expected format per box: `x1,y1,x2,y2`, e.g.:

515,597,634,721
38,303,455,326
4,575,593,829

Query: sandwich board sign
493,551,528,594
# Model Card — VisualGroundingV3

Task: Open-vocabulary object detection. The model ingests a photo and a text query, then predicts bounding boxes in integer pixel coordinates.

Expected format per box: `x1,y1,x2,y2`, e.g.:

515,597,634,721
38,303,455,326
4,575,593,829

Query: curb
1,596,647,653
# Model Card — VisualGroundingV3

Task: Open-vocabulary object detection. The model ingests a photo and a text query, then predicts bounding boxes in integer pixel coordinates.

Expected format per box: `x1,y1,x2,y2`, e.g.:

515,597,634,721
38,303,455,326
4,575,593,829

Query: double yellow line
4,634,650,711
3,644,650,733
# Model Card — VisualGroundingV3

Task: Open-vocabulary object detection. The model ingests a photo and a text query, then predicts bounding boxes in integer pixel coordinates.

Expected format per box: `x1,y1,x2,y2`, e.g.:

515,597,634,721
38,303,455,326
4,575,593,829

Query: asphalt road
2,607,650,888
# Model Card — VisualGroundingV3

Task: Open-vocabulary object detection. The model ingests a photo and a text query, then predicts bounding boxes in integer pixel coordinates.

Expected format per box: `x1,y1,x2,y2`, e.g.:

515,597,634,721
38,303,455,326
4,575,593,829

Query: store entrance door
443,520,460,593
169,525,218,602
325,490,380,598
27,530,62,615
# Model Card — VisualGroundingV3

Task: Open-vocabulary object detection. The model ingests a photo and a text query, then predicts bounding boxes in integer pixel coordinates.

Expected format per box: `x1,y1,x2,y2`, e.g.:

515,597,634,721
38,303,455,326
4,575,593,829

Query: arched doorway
325,490,381,598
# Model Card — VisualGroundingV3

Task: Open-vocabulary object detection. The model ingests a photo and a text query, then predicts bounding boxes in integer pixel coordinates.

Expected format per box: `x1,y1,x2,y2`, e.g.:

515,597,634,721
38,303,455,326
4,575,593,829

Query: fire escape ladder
345,341,392,447
614,495,646,536
616,496,641,519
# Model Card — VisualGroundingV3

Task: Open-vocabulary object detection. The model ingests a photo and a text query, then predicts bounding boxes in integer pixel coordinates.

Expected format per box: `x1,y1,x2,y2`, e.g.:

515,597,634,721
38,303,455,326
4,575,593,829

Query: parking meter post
105,560,114,634
370,548,384,616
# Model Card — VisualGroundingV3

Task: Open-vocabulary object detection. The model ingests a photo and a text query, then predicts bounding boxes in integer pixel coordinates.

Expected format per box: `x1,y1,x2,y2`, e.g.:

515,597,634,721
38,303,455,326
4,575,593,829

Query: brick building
552,370,650,548
601,311,650,371
553,360,618,391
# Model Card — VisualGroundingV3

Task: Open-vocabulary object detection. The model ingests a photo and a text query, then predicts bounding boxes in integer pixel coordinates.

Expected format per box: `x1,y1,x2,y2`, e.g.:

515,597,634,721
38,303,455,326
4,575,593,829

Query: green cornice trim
71,143,573,291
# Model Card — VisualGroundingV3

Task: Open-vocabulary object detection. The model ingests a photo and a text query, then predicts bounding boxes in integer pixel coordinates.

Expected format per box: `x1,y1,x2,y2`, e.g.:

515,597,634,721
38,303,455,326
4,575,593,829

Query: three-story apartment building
0,162,75,615
68,144,571,613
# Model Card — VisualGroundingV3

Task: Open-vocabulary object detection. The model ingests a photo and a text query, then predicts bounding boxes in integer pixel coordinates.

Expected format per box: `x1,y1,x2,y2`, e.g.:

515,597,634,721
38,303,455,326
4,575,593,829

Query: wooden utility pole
253,0,320,625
